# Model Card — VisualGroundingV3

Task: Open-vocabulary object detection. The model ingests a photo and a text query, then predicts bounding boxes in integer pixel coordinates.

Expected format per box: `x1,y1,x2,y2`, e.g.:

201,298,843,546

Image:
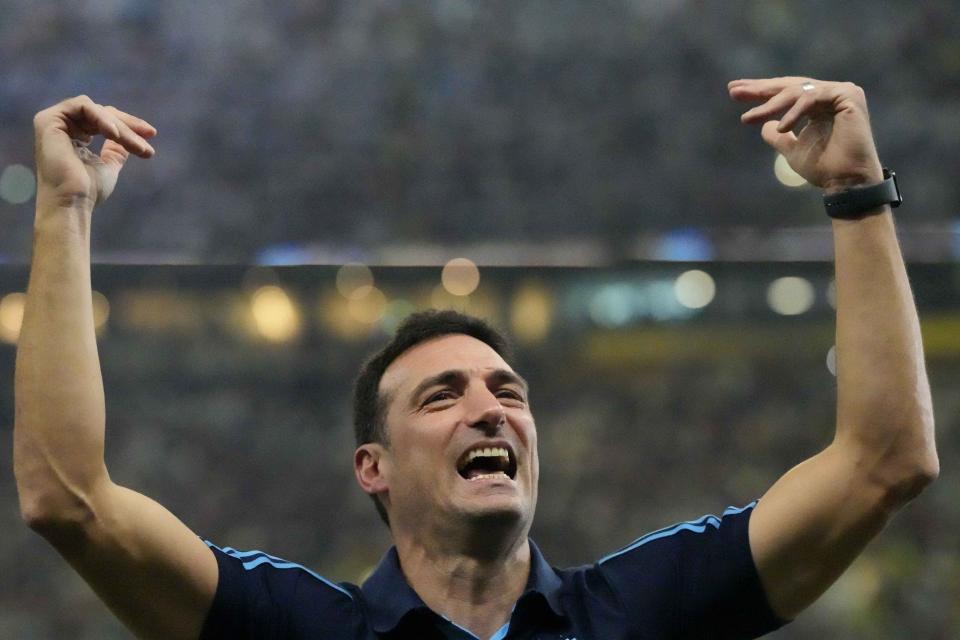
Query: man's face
364,334,539,533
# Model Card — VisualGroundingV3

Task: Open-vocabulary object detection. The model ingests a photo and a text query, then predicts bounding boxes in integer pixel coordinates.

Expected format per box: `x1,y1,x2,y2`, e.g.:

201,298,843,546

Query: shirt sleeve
596,501,788,639
199,541,359,639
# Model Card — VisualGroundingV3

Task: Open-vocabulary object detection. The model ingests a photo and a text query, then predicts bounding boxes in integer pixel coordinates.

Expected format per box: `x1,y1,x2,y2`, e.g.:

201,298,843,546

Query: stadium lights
773,153,807,188
92,291,110,335
767,276,815,315
0,164,35,204
826,345,837,376
510,282,553,344
336,263,375,300
0,292,26,343
442,258,480,296
251,285,301,342
347,286,388,324
673,270,716,309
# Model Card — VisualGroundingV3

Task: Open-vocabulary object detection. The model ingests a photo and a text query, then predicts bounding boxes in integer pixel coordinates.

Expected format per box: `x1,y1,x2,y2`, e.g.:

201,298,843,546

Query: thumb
761,121,797,156
99,138,131,169
90,138,131,204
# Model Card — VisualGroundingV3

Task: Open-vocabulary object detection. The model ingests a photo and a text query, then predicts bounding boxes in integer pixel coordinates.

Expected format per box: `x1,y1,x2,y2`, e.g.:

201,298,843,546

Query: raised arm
14,96,217,639
727,78,939,620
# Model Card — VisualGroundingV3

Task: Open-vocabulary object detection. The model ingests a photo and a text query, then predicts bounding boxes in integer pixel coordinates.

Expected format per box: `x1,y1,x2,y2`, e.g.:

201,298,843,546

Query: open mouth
456,445,518,482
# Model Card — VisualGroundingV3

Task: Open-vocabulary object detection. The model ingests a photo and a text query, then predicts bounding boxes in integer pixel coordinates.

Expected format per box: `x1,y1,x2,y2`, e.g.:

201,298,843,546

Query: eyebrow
407,368,529,407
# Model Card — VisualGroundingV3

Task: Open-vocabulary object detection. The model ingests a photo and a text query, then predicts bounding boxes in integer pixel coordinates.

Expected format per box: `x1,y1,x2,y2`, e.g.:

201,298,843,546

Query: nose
464,384,506,436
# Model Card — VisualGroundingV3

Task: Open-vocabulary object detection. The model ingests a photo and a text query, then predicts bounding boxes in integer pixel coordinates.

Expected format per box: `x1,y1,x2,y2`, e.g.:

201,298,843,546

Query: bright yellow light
441,258,480,296
92,291,110,333
251,285,300,342
767,276,815,315
336,263,374,300
0,292,26,343
673,270,716,309
774,154,807,187
510,282,552,344
348,286,388,324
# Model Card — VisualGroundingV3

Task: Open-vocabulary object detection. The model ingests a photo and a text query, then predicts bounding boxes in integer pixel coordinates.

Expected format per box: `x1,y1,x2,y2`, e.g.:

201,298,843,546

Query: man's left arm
728,77,939,621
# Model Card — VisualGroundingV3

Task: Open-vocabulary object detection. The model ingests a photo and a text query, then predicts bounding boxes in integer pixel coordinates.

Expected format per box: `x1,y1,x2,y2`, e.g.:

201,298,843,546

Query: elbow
877,449,939,511
18,490,97,550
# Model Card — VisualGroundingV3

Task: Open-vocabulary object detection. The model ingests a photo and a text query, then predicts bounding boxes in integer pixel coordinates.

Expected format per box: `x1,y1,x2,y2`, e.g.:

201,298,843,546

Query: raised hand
33,96,156,209
728,77,883,194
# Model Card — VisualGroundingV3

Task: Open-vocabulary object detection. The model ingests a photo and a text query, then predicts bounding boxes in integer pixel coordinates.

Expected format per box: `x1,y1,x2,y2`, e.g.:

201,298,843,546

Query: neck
393,526,531,639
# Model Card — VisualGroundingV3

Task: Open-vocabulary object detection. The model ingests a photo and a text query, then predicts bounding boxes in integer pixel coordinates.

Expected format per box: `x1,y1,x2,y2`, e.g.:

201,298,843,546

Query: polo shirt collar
361,539,565,633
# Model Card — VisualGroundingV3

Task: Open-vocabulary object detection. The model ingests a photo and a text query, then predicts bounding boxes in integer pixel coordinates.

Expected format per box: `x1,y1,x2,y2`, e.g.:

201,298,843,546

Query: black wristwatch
823,168,902,219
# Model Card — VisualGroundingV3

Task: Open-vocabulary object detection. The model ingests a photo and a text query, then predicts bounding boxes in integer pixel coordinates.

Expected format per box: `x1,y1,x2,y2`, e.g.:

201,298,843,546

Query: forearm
832,208,938,495
14,195,110,525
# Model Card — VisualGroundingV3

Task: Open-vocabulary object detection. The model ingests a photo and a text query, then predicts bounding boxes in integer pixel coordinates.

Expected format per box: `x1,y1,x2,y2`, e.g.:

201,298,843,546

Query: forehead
380,333,512,398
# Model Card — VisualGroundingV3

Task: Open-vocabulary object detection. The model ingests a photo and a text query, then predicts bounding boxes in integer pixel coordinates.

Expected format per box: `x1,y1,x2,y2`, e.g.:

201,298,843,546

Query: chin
459,499,529,530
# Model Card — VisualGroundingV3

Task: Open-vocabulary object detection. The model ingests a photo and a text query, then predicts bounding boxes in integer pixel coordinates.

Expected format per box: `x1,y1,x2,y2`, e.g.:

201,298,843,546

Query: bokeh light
0,292,26,343
251,285,300,342
347,286,388,324
441,258,480,296
826,345,837,376
510,282,553,344
774,154,807,187
767,276,815,315
0,164,36,204
336,263,374,300
673,270,716,309
92,291,110,335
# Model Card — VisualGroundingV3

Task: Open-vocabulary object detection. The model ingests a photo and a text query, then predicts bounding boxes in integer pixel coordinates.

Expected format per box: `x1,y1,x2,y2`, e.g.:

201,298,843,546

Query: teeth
465,447,509,463
468,472,510,481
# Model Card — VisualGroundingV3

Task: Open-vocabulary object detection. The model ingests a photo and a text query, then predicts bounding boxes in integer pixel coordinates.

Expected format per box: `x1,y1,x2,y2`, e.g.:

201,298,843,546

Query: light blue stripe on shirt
598,501,757,564
204,540,353,599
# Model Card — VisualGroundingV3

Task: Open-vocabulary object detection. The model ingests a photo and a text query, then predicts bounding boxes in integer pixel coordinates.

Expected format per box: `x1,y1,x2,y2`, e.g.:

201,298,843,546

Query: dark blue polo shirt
200,501,788,639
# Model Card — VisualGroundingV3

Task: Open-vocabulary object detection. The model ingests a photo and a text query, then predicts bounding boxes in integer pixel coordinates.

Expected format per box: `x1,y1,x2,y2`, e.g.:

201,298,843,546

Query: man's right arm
14,96,218,640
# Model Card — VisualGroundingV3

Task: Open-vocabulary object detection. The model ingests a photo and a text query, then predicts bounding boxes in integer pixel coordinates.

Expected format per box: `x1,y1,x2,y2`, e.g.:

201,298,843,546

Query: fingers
727,76,812,102
738,87,799,125
98,138,131,168
104,105,157,139
731,79,865,135
760,121,797,156
37,95,156,159
103,106,155,157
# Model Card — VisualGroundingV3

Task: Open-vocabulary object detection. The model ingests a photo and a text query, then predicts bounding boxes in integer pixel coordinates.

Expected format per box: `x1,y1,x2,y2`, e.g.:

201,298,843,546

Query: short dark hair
352,310,514,526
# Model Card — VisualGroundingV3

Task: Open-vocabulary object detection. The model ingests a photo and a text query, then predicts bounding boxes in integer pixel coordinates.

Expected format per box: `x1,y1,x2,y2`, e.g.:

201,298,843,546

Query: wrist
823,168,901,220
822,169,884,195
35,188,96,213
34,193,94,238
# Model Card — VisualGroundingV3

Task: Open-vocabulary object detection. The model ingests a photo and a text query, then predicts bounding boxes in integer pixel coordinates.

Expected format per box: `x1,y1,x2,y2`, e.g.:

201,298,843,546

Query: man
15,78,938,639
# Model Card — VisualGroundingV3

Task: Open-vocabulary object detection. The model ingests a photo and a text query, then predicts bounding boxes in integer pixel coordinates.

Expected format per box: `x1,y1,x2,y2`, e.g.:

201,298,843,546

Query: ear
354,443,390,497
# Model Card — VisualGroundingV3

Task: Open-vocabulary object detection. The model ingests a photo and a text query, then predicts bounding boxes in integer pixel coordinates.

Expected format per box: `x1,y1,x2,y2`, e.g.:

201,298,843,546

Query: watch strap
823,168,902,219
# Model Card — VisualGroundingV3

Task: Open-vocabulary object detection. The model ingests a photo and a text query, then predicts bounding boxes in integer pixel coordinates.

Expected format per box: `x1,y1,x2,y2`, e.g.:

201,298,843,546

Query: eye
423,389,457,406
496,388,524,402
